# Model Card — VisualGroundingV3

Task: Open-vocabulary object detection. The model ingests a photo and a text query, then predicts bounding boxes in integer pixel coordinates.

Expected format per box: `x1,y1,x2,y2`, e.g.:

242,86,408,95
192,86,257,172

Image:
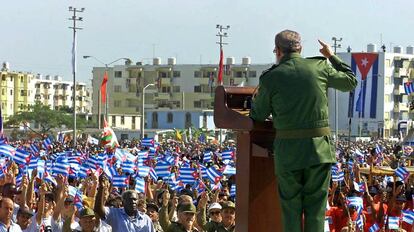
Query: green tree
5,102,87,136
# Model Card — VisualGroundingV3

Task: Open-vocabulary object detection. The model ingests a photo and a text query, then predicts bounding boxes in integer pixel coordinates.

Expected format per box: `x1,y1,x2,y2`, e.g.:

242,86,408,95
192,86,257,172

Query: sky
0,0,413,84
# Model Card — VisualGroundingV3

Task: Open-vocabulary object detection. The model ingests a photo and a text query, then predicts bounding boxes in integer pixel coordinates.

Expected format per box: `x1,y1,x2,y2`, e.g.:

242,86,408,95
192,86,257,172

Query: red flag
217,48,224,85
101,71,108,103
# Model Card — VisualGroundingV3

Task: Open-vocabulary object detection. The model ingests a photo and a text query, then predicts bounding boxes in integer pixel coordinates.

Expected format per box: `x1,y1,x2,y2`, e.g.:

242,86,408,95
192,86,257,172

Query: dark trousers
276,163,331,232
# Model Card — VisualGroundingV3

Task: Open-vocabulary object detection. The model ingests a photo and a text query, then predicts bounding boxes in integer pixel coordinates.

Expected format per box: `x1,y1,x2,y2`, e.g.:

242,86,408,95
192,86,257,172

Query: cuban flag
14,149,30,165
0,143,15,157
155,161,171,178
179,167,198,184
203,151,212,163
44,173,57,186
37,160,45,179
221,150,234,161
134,176,146,193
112,175,129,188
230,184,236,197
331,171,344,182
165,155,178,166
137,165,150,178
207,166,222,184
15,173,23,188
121,160,136,174
52,157,70,176
28,157,39,172
141,138,155,147
193,179,206,195
348,53,379,119
368,223,380,232
103,163,117,179
375,144,382,155
356,214,363,230
78,164,90,178
29,143,39,155
42,137,53,150
149,167,158,181
346,197,363,213
395,166,410,181
74,190,83,209
388,216,400,229
404,82,414,95
222,165,236,176
199,164,208,180
403,210,414,225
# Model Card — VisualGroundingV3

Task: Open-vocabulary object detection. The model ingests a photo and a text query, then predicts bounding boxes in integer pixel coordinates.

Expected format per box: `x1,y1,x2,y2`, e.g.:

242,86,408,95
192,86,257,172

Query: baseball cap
79,207,95,218
221,201,236,210
177,203,196,213
208,202,222,212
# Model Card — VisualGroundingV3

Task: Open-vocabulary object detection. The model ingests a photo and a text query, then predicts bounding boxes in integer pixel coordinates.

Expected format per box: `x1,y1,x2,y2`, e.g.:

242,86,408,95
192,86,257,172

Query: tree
5,102,87,136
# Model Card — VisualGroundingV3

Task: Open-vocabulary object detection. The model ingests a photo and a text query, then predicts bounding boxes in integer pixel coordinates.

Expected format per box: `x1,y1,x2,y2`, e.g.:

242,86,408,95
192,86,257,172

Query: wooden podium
214,86,282,232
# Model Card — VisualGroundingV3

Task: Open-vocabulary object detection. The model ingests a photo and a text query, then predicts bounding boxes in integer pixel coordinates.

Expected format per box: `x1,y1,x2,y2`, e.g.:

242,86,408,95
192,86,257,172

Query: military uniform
196,202,236,232
250,53,357,232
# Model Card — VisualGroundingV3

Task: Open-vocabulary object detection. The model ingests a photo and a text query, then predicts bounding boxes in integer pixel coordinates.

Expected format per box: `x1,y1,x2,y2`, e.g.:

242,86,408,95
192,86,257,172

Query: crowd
0,133,413,231
0,135,237,232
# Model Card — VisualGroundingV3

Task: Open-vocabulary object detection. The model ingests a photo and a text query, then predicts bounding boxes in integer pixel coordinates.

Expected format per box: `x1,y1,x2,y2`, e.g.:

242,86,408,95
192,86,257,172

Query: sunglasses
210,211,221,215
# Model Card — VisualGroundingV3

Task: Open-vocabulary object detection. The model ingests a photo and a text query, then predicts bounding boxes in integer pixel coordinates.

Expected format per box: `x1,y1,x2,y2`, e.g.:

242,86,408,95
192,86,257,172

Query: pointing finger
318,39,327,47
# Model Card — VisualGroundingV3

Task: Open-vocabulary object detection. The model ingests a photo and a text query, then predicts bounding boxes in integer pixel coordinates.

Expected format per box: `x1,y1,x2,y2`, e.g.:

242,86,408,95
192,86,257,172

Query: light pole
332,37,342,143
142,83,155,139
83,56,130,128
68,6,84,151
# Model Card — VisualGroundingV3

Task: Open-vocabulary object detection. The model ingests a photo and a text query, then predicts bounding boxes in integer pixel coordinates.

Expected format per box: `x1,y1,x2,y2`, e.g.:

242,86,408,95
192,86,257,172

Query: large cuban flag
348,53,379,119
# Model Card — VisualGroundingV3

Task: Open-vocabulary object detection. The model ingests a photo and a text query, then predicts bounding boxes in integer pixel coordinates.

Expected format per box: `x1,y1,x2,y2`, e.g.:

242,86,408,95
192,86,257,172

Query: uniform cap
177,202,196,213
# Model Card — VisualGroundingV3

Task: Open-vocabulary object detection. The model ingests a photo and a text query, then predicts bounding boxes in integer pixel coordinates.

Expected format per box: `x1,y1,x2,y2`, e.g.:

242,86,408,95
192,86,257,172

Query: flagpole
332,37,342,144
68,6,85,152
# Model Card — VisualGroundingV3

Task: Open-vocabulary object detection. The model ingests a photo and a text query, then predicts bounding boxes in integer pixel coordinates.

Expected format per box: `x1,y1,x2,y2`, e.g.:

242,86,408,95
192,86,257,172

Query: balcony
399,103,409,111
160,78,171,85
154,92,170,100
198,78,210,85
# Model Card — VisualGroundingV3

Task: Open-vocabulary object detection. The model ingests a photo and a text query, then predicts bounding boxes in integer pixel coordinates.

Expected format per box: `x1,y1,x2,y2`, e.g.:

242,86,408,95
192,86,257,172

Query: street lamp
142,83,155,139
83,56,131,128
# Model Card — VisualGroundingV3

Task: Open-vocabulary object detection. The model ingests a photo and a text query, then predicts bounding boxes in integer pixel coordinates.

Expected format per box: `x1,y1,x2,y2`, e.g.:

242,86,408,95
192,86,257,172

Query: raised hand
318,39,334,58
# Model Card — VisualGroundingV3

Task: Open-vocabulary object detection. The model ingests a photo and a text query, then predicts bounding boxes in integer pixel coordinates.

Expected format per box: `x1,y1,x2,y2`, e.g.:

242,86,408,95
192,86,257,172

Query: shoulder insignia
260,64,279,78
306,56,327,60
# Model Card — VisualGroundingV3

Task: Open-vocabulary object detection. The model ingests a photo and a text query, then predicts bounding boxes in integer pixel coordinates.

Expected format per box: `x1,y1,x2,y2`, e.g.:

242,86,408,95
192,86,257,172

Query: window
121,116,125,125
194,101,201,108
167,112,173,123
394,60,403,68
126,79,131,88
161,86,171,93
203,112,207,128
152,112,158,129
114,85,122,92
112,116,116,126
194,71,201,78
194,86,201,93
114,100,121,107
234,71,243,78
114,71,122,78
185,112,192,128
386,59,391,67
10,89,13,96
20,76,24,82
35,84,40,88
1,75,5,81
158,72,168,78
173,86,180,93
249,71,257,77
1,89,4,95
20,90,27,96
173,71,181,77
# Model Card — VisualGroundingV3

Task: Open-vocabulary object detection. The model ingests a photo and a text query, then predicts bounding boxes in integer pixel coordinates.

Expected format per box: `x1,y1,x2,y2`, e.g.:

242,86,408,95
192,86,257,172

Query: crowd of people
0,134,413,231
0,135,237,232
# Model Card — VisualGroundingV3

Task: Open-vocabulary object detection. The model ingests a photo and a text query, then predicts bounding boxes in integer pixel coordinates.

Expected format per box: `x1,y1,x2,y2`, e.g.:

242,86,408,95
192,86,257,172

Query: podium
214,86,282,232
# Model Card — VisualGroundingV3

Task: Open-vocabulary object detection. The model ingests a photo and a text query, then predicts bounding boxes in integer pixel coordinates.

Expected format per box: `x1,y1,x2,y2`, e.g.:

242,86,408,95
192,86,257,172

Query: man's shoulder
167,222,199,232
260,64,279,78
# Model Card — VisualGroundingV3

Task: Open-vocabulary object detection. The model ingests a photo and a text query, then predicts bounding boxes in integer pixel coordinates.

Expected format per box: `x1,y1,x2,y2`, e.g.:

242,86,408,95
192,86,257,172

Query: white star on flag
361,58,369,67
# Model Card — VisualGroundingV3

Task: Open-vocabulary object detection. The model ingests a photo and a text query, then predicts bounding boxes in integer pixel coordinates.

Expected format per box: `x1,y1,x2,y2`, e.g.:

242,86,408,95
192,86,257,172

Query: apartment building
331,44,414,138
90,57,271,130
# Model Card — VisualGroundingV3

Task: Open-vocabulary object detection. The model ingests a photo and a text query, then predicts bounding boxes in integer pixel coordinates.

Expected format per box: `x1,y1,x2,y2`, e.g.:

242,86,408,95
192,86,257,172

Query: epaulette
260,64,279,77
306,56,327,60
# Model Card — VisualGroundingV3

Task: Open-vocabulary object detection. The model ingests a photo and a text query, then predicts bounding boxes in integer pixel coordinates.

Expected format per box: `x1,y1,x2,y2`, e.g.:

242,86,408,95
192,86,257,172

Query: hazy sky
0,0,413,83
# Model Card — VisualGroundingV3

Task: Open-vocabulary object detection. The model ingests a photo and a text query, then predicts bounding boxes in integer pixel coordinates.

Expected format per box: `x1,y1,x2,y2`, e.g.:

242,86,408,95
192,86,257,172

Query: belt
275,127,331,139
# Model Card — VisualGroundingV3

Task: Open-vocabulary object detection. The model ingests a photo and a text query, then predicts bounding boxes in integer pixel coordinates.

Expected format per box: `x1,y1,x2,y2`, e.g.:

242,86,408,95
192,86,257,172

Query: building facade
330,45,414,138
90,57,271,130
0,62,91,120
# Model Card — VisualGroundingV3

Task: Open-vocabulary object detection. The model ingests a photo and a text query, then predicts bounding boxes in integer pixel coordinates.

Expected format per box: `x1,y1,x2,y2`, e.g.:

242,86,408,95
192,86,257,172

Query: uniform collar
279,52,301,64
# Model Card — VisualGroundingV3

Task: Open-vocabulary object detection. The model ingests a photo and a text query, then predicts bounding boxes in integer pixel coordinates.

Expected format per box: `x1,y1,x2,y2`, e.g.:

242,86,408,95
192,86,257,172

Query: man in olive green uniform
250,30,357,232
